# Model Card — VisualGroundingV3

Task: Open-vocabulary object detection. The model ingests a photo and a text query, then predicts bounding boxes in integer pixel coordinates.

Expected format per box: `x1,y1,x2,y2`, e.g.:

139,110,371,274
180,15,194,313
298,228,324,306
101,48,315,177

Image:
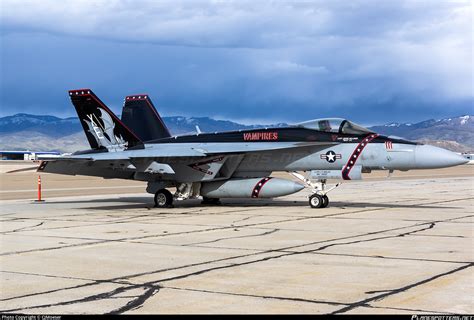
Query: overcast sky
0,0,472,124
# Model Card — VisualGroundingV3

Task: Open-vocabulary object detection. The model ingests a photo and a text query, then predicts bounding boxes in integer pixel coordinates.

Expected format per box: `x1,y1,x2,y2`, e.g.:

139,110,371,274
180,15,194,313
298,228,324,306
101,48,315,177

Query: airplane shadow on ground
44,196,455,211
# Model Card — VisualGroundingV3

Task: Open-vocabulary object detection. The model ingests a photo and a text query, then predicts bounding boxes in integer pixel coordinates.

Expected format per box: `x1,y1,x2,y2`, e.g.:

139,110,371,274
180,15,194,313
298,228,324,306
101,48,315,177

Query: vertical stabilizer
69,89,142,151
121,94,171,142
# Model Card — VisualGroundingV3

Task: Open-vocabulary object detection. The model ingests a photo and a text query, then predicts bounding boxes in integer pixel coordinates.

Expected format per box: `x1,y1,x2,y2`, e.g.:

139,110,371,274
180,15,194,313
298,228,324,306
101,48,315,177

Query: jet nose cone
415,145,469,169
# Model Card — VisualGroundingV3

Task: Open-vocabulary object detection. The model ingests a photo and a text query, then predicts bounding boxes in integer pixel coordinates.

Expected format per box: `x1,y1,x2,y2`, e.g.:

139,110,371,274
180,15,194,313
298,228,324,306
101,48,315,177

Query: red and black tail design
121,94,171,142
69,89,143,151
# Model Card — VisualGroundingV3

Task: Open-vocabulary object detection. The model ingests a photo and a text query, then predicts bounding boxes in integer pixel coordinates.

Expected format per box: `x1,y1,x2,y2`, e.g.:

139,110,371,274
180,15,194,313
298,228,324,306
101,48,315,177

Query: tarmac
0,163,473,314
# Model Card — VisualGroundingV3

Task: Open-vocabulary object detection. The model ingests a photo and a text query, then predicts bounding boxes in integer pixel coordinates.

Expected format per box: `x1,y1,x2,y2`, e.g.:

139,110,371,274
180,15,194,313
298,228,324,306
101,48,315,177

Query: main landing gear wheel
201,197,221,205
154,189,173,208
309,194,329,208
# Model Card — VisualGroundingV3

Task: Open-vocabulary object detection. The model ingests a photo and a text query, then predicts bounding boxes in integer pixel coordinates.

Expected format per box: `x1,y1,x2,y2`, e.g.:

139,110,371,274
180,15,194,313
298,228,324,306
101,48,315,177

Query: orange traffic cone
34,175,45,203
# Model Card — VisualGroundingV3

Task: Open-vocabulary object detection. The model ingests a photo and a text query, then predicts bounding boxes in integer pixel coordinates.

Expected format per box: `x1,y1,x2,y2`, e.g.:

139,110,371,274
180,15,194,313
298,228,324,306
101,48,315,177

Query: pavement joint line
308,251,473,265
34,222,453,315
161,285,349,307
0,205,392,251
4,212,470,249
362,305,455,315
0,270,132,287
1,202,471,257
330,263,474,314
0,211,466,306
1,173,472,314
4,235,470,312
158,285,464,315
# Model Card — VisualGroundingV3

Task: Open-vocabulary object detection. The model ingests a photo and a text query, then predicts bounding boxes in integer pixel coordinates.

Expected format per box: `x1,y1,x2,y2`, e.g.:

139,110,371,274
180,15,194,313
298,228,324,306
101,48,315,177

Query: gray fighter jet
38,89,468,208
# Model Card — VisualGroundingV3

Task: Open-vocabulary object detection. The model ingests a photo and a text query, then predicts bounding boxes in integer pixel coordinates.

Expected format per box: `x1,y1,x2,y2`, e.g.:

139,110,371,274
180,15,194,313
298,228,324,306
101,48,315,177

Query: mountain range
0,113,472,153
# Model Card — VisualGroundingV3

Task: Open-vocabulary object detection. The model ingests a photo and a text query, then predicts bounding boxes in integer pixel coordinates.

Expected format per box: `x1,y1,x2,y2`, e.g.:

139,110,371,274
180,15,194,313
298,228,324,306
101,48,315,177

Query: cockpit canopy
295,118,373,135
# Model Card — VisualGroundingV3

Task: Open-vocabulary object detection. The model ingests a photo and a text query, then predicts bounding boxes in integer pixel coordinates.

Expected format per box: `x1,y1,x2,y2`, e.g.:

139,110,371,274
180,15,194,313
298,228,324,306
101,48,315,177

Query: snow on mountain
369,115,474,148
0,113,288,151
0,113,472,152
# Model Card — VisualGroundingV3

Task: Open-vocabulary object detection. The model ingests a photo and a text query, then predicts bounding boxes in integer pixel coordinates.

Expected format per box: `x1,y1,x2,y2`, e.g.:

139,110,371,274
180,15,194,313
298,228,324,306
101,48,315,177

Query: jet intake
200,177,304,199
310,166,362,180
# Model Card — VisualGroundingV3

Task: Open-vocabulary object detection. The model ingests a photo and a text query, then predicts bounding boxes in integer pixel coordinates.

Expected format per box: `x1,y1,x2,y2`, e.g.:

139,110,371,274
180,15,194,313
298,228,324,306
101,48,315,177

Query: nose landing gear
309,194,329,208
289,172,340,209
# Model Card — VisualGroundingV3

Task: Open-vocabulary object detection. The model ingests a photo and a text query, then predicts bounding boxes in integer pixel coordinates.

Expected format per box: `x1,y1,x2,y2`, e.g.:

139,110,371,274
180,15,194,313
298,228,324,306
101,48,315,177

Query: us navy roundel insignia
320,150,341,163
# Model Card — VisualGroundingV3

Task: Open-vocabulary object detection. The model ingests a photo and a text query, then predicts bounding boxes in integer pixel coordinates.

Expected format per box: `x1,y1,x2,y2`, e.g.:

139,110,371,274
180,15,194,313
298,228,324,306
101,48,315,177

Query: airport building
0,150,60,161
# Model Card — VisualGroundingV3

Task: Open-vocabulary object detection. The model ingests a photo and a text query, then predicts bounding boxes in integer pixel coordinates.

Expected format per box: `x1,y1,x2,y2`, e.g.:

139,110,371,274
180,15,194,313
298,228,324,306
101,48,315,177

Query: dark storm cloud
0,0,472,124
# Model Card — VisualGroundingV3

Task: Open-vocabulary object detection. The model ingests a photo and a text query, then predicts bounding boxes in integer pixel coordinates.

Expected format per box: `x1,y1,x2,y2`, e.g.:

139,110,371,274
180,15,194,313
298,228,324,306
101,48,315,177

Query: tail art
69,89,142,151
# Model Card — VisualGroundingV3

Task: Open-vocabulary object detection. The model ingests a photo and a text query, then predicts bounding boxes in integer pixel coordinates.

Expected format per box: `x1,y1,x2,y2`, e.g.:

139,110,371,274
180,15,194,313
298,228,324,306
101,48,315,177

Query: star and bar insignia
320,150,342,163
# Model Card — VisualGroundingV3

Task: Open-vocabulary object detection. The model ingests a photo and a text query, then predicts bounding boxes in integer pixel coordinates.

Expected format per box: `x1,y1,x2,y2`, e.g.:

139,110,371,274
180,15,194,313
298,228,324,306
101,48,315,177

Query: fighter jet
38,89,468,208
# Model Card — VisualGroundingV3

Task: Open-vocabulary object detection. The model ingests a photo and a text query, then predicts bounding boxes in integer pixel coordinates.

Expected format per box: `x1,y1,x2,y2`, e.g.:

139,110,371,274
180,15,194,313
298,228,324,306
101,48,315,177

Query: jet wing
182,141,334,155
41,141,336,161
38,141,338,180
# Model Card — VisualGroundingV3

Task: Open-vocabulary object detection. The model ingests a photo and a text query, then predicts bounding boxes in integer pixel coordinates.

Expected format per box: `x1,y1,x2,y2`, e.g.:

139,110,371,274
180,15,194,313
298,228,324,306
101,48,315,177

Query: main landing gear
154,183,206,208
154,189,174,208
153,188,221,208
289,172,340,209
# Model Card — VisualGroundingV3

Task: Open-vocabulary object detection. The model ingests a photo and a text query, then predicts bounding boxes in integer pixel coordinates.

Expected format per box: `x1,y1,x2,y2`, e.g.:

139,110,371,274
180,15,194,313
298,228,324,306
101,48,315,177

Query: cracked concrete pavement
0,165,473,314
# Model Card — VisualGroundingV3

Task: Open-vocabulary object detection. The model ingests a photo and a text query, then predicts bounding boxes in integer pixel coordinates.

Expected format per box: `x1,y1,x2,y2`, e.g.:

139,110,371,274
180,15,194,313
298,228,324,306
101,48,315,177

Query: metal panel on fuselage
233,144,361,172
233,142,417,173
41,124,418,183
146,126,417,174
147,126,416,146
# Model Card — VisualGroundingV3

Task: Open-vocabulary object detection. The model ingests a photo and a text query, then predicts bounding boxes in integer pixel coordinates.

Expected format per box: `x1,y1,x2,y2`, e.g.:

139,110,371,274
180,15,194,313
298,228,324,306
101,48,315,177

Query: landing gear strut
154,189,173,208
289,172,340,209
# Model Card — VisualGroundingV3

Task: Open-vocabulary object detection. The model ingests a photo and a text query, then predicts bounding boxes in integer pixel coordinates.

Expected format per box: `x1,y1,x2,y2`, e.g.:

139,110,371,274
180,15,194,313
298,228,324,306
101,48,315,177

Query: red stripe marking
342,134,379,180
251,177,273,198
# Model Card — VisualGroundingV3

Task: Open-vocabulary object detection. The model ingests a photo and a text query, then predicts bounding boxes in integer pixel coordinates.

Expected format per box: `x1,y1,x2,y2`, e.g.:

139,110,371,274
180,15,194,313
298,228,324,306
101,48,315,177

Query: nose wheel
309,194,329,208
288,172,338,209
